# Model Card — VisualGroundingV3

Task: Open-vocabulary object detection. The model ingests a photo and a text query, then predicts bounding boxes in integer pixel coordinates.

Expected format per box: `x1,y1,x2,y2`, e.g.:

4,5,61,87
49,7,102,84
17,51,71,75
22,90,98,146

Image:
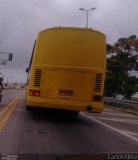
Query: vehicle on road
26,27,106,114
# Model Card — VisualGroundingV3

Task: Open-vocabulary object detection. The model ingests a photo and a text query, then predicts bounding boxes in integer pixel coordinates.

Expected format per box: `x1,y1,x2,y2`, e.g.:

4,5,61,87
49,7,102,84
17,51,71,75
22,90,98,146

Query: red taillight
29,89,40,97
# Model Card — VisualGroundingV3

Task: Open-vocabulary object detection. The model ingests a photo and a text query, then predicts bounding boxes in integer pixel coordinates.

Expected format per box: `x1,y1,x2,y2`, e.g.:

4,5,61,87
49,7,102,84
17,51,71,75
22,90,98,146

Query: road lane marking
93,117,138,124
81,113,138,143
0,96,19,131
0,98,18,118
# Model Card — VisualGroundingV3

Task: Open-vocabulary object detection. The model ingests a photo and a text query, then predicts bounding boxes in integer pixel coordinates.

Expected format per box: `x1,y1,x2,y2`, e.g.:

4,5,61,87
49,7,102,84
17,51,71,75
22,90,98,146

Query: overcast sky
0,0,138,83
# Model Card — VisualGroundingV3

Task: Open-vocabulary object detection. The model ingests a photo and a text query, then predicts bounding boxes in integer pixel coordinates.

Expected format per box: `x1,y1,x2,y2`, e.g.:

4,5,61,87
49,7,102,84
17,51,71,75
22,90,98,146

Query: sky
0,0,138,83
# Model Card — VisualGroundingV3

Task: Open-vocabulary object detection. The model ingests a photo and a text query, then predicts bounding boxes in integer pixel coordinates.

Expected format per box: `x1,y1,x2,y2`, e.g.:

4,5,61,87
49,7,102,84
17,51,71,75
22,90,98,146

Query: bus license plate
59,90,74,96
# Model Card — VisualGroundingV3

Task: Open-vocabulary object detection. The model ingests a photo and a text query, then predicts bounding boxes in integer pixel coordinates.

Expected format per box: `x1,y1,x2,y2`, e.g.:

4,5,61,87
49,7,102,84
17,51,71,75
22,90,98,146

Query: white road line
81,113,138,143
94,117,138,124
102,111,137,118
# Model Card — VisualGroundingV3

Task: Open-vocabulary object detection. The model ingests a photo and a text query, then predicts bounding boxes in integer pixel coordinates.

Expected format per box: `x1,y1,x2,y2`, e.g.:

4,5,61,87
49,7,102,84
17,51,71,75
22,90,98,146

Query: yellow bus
26,27,106,114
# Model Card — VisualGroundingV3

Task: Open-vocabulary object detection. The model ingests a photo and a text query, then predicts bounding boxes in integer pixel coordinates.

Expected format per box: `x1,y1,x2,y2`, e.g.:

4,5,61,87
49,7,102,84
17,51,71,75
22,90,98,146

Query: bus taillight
29,89,40,97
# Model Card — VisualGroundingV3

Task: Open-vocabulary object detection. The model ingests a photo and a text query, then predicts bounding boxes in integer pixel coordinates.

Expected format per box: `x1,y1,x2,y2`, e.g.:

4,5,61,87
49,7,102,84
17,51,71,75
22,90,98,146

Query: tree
105,35,138,99
122,76,138,99
106,44,112,53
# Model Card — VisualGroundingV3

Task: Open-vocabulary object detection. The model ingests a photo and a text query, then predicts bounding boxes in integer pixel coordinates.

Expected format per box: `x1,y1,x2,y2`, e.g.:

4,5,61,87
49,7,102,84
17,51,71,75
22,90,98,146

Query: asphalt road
0,90,138,158
0,89,20,106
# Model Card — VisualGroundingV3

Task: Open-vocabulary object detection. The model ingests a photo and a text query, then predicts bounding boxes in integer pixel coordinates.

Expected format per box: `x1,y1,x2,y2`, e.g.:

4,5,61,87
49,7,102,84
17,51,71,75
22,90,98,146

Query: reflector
29,89,40,96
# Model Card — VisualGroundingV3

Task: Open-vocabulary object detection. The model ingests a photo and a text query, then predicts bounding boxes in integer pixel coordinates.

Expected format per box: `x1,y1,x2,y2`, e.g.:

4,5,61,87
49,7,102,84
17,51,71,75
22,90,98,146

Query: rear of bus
26,27,106,113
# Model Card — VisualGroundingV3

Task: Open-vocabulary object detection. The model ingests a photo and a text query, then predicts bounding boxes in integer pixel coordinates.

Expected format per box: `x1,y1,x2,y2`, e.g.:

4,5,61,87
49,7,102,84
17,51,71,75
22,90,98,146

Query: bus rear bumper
26,97,104,113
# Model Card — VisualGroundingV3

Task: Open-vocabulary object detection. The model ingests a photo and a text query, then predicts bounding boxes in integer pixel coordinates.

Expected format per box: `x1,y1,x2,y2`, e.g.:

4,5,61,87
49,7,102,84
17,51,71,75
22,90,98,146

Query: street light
79,7,96,28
